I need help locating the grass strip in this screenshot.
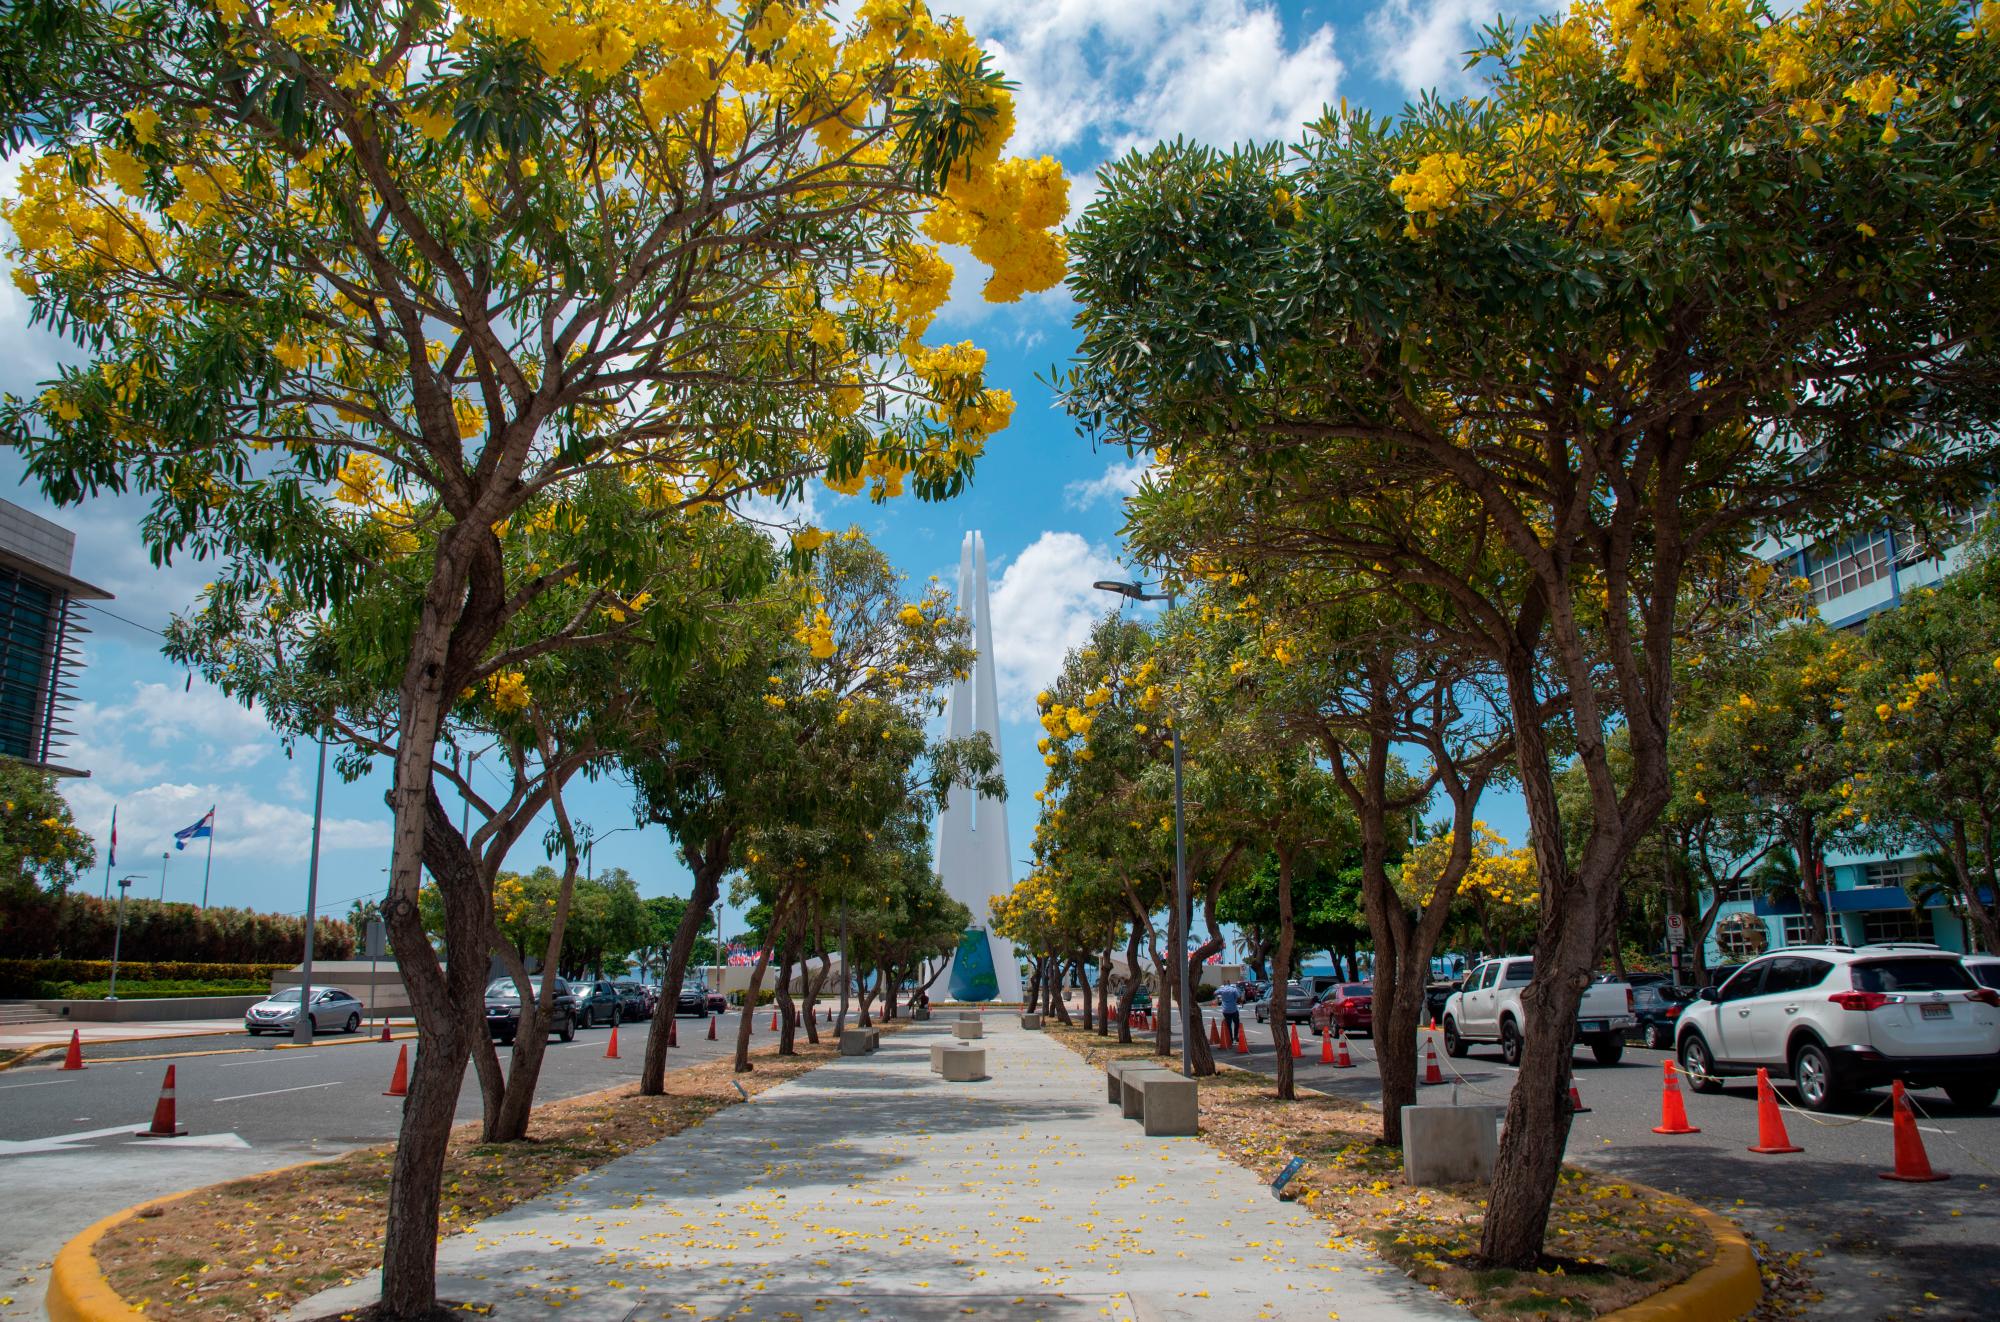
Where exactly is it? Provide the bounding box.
[92,1028,888,1321]
[1048,1025,1714,1321]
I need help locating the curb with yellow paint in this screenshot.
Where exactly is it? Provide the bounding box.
[0,1027,419,1073]
[45,1158,341,1322]
[1601,1206,1761,1322]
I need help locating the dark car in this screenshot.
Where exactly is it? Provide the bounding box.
[705,987,729,1014]
[609,980,652,1020]
[485,977,578,1045]
[1254,982,1315,1024]
[1424,980,1463,1026]
[573,980,627,1027]
[675,984,710,1016]
[1311,983,1374,1037]
[1628,981,1692,1050]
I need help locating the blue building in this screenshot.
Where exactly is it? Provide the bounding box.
[1701,519,1986,964]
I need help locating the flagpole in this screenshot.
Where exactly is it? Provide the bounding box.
[102,806,115,900]
[159,850,169,902]
[200,808,215,908]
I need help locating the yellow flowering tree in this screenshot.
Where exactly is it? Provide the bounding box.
[1071,0,2000,1266]
[7,3,1059,1307]
[0,761,97,898]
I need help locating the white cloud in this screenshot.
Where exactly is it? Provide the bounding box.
[63,679,277,784]
[986,531,1128,719]
[948,1,1344,158]
[1064,454,1152,510]
[1365,1,1531,98]
[63,776,389,890]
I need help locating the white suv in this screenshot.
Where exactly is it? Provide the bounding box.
[1675,944,2000,1112]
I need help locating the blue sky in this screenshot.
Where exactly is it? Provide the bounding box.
[1,1,1537,935]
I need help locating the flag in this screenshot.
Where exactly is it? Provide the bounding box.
[174,808,215,851]
[107,805,117,867]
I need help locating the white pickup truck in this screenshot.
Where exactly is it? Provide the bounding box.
[1440,957,1636,1066]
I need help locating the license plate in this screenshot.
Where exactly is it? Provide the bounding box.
[1921,1003,1953,1020]
[1579,1020,1604,1033]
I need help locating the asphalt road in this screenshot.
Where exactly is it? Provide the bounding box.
[0,1008,791,1319]
[1133,1014,2000,1322]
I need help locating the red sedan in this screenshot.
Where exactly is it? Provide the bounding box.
[1310,983,1373,1037]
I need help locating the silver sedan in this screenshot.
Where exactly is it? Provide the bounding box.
[244,987,365,1035]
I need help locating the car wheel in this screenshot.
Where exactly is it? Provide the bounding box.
[1499,1017,1523,1067]
[344,1012,361,1034]
[245,1028,260,1036]
[1590,1035,1625,1068]
[1791,1040,1848,1112]
[1678,1032,1723,1093]
[1443,1017,1468,1059]
[611,1005,623,1027]
[1941,1080,1998,1112]
[558,1014,576,1044]
[1645,1023,1670,1051]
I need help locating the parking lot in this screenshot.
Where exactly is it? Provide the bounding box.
[1140,1014,1999,1321]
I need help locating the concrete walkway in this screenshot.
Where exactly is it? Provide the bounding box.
[289,1017,1463,1322]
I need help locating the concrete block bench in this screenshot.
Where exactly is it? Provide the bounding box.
[957,1010,981,1023]
[1105,1058,1163,1104]
[1019,1013,1043,1029]
[930,1041,950,1073]
[939,1044,986,1081]
[839,1029,872,1057]
[1399,1104,1499,1186]
[952,1020,983,1040]
[1134,1072,1198,1136]
[1118,1066,1178,1120]
[912,1007,931,1021]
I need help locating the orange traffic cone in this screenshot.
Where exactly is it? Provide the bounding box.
[1879,1080,1949,1181]
[770,1010,779,1031]
[1651,1059,1700,1134]
[1568,1084,1591,1114]
[1746,1068,1802,1153]
[707,1015,717,1040]
[61,1029,84,1071]
[605,1024,621,1059]
[1334,1031,1354,1069]
[1208,1019,1220,1047]
[136,1065,188,1137]
[1289,1024,1303,1059]
[1422,1038,1444,1085]
[1319,1029,1334,1064]
[384,1043,409,1098]
[1235,1023,1249,1055]
[379,1019,392,1042]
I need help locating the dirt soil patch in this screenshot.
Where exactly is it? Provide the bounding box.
[92,1027,893,1321]
[1051,1025,1715,1321]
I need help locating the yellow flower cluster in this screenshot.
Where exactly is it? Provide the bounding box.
[923,152,1069,303]
[795,607,836,659]
[486,670,532,713]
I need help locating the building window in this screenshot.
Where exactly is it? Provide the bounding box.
[1781,916,1817,946]
[1863,858,1921,888]
[1803,532,1890,604]
[1712,876,1757,904]
[1861,911,1929,945]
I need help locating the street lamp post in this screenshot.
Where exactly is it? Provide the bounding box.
[106,875,144,999]
[1092,578,1192,1077]
[294,736,328,1045]
[582,824,641,882]
[158,850,169,901]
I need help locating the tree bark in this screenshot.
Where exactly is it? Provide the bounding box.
[1270,847,1297,1101]
[640,840,725,1095]
[1096,947,1112,1037]
[1115,925,1140,1045]
[734,897,789,1072]
[1075,956,1093,1031]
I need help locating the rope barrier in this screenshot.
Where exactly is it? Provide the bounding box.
[1903,1091,2000,1181]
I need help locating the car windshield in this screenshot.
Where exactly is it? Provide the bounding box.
[1973,964,2000,991]
[485,979,550,999]
[1852,958,1976,993]
[265,988,302,1003]
[1505,961,1534,982]
[1340,984,1371,998]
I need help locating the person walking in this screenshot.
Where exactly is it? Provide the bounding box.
[1217,981,1241,1046]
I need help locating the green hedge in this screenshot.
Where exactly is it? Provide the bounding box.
[37,979,271,1000]
[0,892,352,964]
[0,959,291,998]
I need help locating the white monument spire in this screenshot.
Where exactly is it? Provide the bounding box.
[934,531,1023,1003]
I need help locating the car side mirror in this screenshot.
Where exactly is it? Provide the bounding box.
[1697,987,1719,1002]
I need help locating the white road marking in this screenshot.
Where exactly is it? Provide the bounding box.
[0,1079,73,1091]
[0,1124,151,1156]
[212,1082,342,1103]
[136,1132,252,1149]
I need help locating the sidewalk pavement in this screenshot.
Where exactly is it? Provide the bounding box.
[0,1018,248,1050]
[288,1016,1463,1322]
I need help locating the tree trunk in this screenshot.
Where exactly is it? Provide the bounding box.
[486,829,582,1142]
[1949,818,2000,954]
[1179,890,1221,1076]
[857,971,876,1027]
[734,901,788,1072]
[641,845,724,1095]
[1075,956,1093,1031]
[835,907,852,1035]
[800,917,826,1045]
[1115,926,1140,1045]
[1050,959,1074,1025]
[1096,947,1112,1037]
[1023,957,1040,1016]
[1270,848,1297,1101]
[775,946,798,1056]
